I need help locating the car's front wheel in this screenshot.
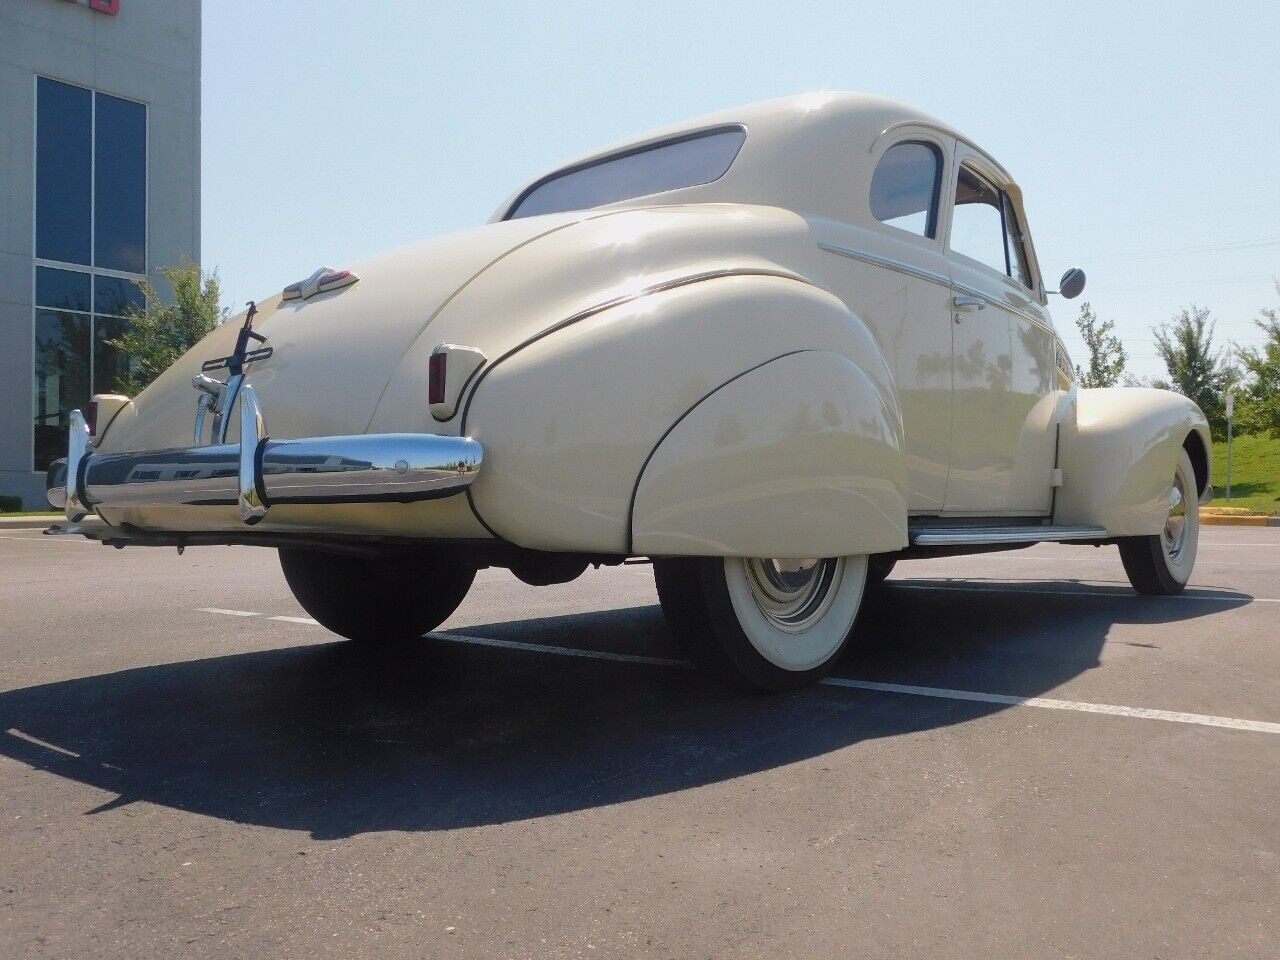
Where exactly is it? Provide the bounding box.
[278,548,475,643]
[1118,447,1200,595]
[654,554,868,691]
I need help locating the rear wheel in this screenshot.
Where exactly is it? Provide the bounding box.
[654,554,868,691]
[278,548,475,643]
[1118,448,1199,595]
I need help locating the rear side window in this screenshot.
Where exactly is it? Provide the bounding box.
[869,141,942,238]
[506,127,746,220]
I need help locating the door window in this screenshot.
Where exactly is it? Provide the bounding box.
[950,164,1007,274]
[869,141,942,238]
[950,162,1037,289]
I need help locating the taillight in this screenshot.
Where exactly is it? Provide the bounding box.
[85,400,99,437]
[428,352,447,405]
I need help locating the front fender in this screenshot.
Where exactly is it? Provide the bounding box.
[1055,387,1211,535]
[630,350,907,557]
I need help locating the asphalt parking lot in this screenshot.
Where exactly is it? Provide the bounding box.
[1,526,1277,959]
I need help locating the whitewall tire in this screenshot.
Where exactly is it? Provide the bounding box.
[654,554,868,690]
[1118,447,1200,595]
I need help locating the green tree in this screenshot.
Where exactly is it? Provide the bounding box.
[1152,304,1234,438]
[1073,301,1127,387]
[1235,281,1280,438]
[107,259,227,396]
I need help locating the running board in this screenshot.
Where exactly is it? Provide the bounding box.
[909,525,1109,547]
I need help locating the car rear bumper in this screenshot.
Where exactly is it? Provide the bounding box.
[47,385,482,526]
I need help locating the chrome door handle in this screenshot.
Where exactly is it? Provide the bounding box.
[952,295,986,312]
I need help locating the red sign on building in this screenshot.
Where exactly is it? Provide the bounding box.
[60,0,120,15]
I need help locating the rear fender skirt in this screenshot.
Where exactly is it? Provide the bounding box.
[629,350,908,558]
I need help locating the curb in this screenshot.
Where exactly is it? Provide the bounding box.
[1200,512,1279,527]
[0,515,62,530]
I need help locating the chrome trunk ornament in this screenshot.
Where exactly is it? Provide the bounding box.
[192,302,271,446]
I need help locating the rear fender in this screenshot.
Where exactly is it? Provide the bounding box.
[464,274,903,553]
[630,350,907,557]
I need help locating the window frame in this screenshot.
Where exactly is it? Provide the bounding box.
[1001,192,1033,290]
[30,75,149,473]
[949,162,1010,278]
[867,139,944,240]
[946,157,1038,292]
[503,124,747,221]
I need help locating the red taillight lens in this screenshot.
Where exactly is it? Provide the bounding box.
[85,400,98,436]
[428,352,447,405]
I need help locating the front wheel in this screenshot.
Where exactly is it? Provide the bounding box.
[654,554,868,691]
[278,548,475,644]
[1118,447,1200,595]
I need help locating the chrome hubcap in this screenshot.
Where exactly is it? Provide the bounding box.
[744,557,843,633]
[1163,472,1189,561]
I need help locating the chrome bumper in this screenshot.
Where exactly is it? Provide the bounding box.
[46,385,482,525]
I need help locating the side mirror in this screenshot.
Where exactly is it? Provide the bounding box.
[1052,267,1086,299]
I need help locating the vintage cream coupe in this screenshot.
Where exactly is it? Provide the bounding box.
[48,93,1212,690]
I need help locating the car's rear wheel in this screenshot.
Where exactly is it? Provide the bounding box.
[654,554,868,691]
[1118,448,1200,595]
[278,548,475,643]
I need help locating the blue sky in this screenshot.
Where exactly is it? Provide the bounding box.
[202,1,1280,381]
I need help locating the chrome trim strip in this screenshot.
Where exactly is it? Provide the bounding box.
[817,242,950,287]
[818,241,1057,335]
[948,279,1055,335]
[868,120,1014,184]
[910,525,1108,546]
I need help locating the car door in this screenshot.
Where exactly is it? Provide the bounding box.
[943,147,1056,515]
[811,135,956,512]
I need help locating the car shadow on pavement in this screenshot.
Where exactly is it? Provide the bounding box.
[0,579,1253,839]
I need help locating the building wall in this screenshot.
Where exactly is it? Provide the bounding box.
[0,0,200,507]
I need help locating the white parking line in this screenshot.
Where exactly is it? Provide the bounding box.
[0,534,93,545]
[5,727,82,757]
[890,582,1277,602]
[198,608,1280,736]
[433,631,691,668]
[821,678,1280,735]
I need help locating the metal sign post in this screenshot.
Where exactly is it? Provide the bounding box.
[1225,389,1234,501]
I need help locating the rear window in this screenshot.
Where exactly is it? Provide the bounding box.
[506,127,746,220]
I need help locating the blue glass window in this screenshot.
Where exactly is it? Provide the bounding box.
[93,315,132,396]
[33,309,91,471]
[94,94,147,273]
[36,78,93,265]
[33,80,148,470]
[94,275,144,317]
[36,267,91,312]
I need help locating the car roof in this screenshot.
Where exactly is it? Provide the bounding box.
[492,92,1014,223]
